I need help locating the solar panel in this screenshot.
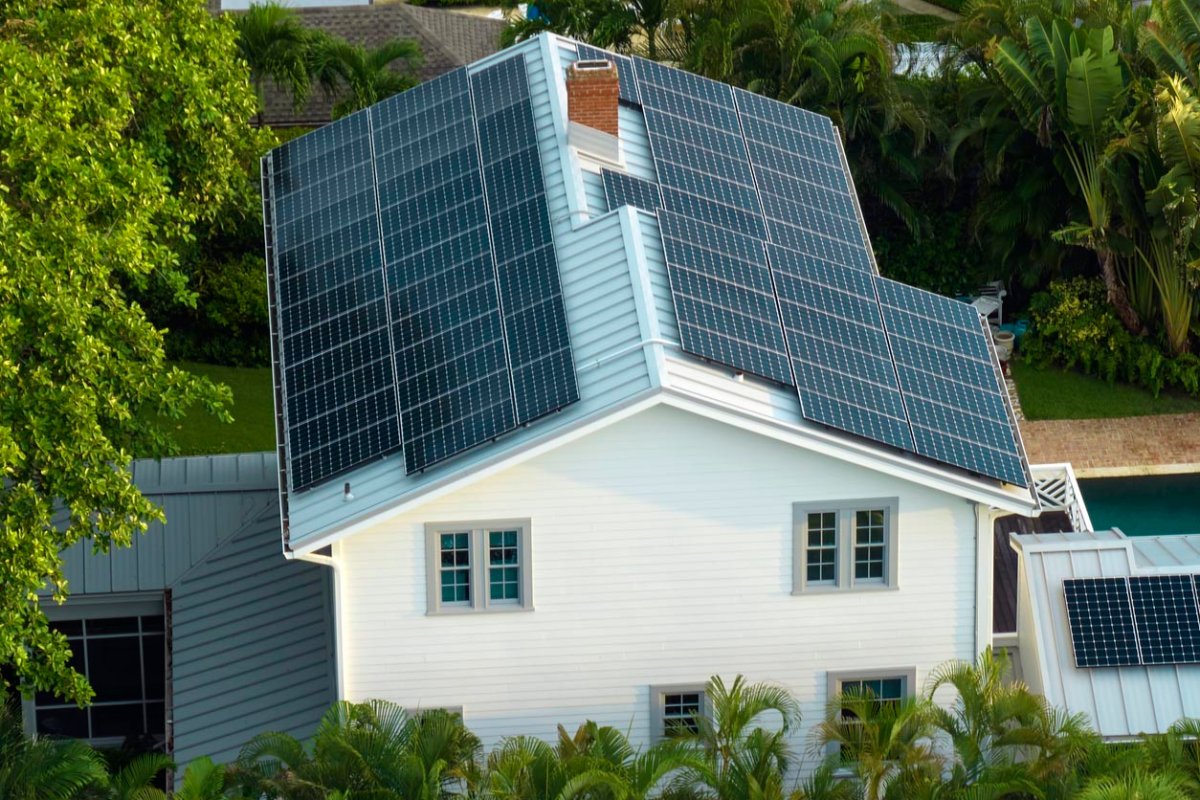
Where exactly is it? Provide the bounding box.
[767,245,913,451]
[1129,575,1200,664]
[658,211,792,385]
[267,112,401,490]
[470,58,578,427]
[603,169,661,213]
[372,68,515,475]
[1063,577,1141,668]
[576,43,640,105]
[875,278,1028,487]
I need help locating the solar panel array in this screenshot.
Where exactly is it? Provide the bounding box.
[263,55,578,491]
[1064,575,1200,668]
[608,45,1029,487]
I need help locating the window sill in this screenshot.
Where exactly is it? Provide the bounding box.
[792,584,899,596]
[426,605,535,617]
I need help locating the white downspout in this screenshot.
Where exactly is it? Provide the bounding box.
[974,502,996,657]
[295,548,346,700]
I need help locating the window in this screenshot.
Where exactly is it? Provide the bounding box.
[650,684,710,741]
[29,599,167,749]
[826,668,916,761]
[793,499,898,593]
[425,521,532,614]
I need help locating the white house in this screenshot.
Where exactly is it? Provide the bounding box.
[259,33,1044,758]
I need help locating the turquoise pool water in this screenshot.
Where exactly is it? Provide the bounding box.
[1077,474,1200,536]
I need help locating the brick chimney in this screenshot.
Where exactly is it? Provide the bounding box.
[566,59,619,137]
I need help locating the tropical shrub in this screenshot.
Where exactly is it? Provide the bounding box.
[1024,278,1200,397]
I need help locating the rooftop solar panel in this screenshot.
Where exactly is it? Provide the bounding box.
[603,169,661,213]
[372,69,515,474]
[576,43,640,105]
[875,278,1027,487]
[1129,575,1200,664]
[1063,577,1142,668]
[471,58,579,426]
[267,111,401,491]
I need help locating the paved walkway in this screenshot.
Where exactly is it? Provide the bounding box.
[889,0,959,19]
[1019,414,1200,476]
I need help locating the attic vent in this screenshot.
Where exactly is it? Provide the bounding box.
[566,58,619,137]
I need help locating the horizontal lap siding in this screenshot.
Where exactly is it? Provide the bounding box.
[172,511,335,768]
[338,405,976,763]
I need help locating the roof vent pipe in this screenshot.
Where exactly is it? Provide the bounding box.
[566,59,619,137]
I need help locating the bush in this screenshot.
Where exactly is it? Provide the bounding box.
[872,209,989,296]
[1023,278,1200,397]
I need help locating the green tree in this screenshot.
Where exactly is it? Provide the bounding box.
[499,0,638,51]
[0,0,258,702]
[310,36,423,119]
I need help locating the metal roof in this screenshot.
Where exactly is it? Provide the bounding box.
[1011,530,1200,737]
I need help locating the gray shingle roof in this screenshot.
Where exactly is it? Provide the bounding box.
[228,4,505,127]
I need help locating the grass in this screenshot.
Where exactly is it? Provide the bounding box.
[156,362,276,456]
[1012,359,1200,420]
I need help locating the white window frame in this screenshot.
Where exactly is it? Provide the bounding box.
[649,683,711,742]
[792,498,899,593]
[425,520,533,615]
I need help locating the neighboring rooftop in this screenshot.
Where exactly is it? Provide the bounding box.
[220,3,505,127]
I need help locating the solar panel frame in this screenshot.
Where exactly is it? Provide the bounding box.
[1129,574,1200,664]
[1063,577,1142,668]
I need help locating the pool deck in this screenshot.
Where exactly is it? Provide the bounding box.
[1019,413,1200,477]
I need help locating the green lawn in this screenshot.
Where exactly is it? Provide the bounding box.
[1012,359,1200,420]
[158,362,276,456]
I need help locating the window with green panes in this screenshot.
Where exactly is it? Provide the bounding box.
[806,511,837,584]
[440,532,472,604]
[425,521,532,614]
[854,509,886,581]
[488,530,520,602]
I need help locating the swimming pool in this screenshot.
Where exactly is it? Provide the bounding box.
[1077,473,1200,536]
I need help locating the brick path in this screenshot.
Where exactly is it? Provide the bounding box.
[1019,414,1200,476]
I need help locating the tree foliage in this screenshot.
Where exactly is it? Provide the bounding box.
[0,0,263,701]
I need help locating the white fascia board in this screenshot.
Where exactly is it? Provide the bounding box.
[288,390,662,556]
[658,391,1039,515]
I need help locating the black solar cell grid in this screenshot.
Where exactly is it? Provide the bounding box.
[1129,575,1200,664]
[602,169,661,212]
[1064,578,1142,668]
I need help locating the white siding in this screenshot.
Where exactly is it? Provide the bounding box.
[337,405,978,761]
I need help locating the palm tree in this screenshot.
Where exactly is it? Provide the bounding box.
[668,675,802,800]
[810,688,938,800]
[0,702,106,800]
[309,36,423,119]
[233,1,314,122]
[1076,770,1191,800]
[486,720,699,800]
[90,752,175,800]
[234,702,480,800]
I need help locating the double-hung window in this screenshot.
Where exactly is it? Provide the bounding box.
[425,521,532,614]
[793,498,898,593]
